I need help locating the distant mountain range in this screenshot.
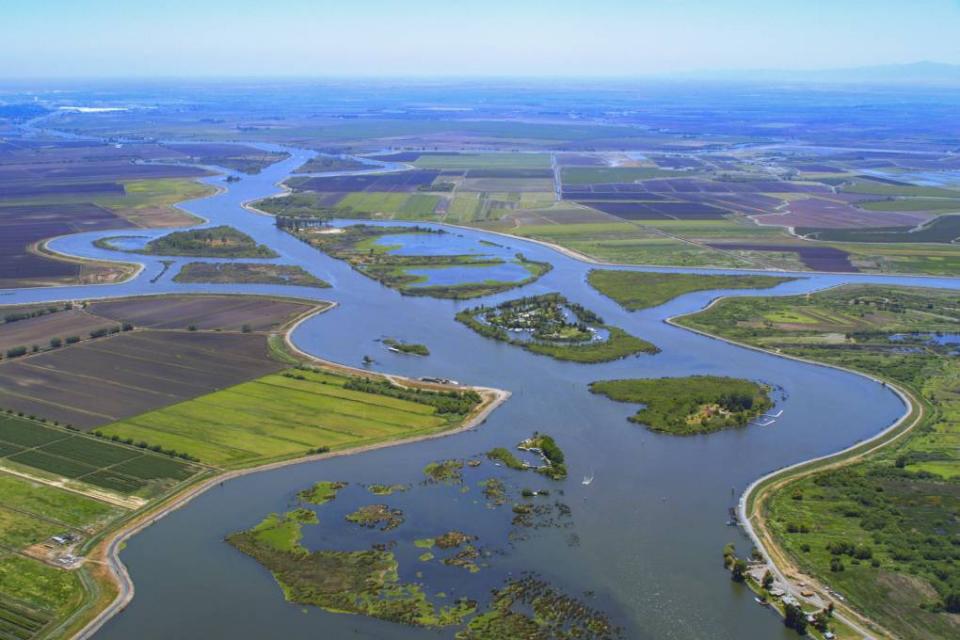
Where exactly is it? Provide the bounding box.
[683,61,960,86]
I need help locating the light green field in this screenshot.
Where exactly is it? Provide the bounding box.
[842,181,960,199]
[859,198,960,212]
[99,370,456,467]
[0,474,120,529]
[338,192,410,215]
[0,507,63,549]
[0,554,84,616]
[413,153,551,170]
[446,193,483,222]
[761,310,820,324]
[588,270,794,310]
[396,194,441,218]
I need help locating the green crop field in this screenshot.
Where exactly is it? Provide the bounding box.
[0,506,64,549]
[0,474,119,529]
[98,369,478,467]
[859,198,960,212]
[0,415,199,497]
[841,180,960,199]
[0,554,84,617]
[338,192,410,215]
[396,194,441,218]
[587,270,794,310]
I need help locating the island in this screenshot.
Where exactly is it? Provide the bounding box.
[589,375,773,435]
[101,225,278,258]
[174,262,330,287]
[455,293,658,362]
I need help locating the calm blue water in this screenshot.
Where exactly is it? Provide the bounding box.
[2,142,956,640]
[99,235,151,251]
[406,263,533,287]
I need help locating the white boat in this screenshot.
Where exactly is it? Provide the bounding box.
[582,474,594,486]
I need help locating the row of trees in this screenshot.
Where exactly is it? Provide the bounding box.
[1,324,133,361]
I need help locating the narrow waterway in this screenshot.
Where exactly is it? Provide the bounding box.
[2,145,953,639]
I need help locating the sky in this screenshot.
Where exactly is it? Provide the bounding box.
[2,0,960,77]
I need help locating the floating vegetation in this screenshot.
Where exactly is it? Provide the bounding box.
[345,504,405,531]
[435,531,476,549]
[383,338,430,356]
[456,575,622,640]
[227,509,477,628]
[511,501,573,536]
[479,478,508,508]
[298,481,348,505]
[228,445,616,635]
[443,545,482,573]
[367,483,409,496]
[423,459,464,484]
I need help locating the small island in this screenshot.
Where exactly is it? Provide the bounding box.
[487,432,567,480]
[121,225,278,258]
[174,262,330,287]
[383,338,430,356]
[456,293,658,363]
[294,155,368,173]
[589,375,773,435]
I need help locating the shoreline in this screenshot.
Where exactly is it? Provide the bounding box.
[70,302,510,640]
[666,293,920,640]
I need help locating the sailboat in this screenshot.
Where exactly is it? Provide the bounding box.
[582,473,594,486]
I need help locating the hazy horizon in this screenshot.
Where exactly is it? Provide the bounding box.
[3,0,960,78]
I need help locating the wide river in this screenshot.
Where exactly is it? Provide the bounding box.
[4,145,958,639]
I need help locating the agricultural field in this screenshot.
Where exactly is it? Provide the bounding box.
[98,367,484,467]
[0,203,136,288]
[677,286,960,640]
[0,136,219,288]
[587,270,794,310]
[0,414,199,497]
[455,293,658,362]
[0,304,114,354]
[173,262,330,287]
[589,376,773,435]
[409,152,552,170]
[264,146,960,277]
[0,295,318,429]
[0,413,201,635]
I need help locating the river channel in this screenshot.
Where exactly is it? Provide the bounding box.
[2,144,954,639]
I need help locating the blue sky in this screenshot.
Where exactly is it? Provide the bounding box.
[2,0,959,77]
